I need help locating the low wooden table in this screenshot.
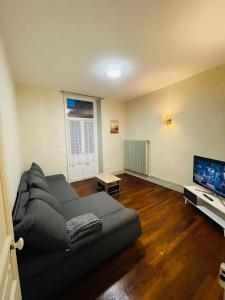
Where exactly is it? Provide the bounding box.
[95,173,121,195]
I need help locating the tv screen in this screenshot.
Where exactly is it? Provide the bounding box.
[193,155,225,198]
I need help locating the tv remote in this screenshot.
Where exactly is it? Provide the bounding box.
[203,193,214,201]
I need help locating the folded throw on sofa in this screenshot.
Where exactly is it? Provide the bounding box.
[66,213,102,242]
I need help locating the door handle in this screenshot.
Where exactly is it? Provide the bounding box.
[10,237,24,251]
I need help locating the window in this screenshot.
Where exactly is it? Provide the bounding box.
[66,98,94,118]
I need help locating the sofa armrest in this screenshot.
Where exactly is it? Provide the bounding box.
[46,174,66,182]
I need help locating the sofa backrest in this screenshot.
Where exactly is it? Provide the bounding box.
[12,171,29,225]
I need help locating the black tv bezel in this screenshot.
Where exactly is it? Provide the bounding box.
[193,155,225,199]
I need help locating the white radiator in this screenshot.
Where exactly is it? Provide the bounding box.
[124,140,150,175]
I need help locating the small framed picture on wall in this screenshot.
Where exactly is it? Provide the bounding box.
[110,120,119,134]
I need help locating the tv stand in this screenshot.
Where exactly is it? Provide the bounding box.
[194,188,222,199]
[184,186,225,237]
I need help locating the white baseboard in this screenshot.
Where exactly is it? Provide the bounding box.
[111,170,125,176]
[69,170,124,183]
[69,170,184,194]
[125,170,184,193]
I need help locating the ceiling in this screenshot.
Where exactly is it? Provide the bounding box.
[0,0,225,101]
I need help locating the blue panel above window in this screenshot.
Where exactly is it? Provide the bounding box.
[66,98,94,118]
[67,98,76,108]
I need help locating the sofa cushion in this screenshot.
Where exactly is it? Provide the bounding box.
[29,188,62,214]
[17,172,28,193]
[30,162,45,176]
[28,173,52,194]
[62,191,124,221]
[13,192,29,225]
[17,207,140,281]
[46,174,66,182]
[48,180,79,204]
[14,199,71,252]
[29,169,47,182]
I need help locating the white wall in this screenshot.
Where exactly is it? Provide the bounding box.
[125,65,225,186]
[101,99,125,173]
[16,85,126,177]
[0,36,22,207]
[16,84,68,177]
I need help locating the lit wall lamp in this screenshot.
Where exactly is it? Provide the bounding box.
[162,114,172,125]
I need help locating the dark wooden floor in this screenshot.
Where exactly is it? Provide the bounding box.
[55,173,225,300]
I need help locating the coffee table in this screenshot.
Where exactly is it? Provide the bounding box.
[95,173,121,195]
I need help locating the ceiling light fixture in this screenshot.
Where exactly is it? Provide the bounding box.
[107,69,122,78]
[106,64,122,78]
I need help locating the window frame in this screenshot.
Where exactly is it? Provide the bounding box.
[64,93,99,182]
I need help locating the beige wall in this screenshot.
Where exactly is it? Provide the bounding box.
[16,85,68,177]
[16,85,126,177]
[126,65,225,186]
[0,37,22,207]
[16,66,225,188]
[101,99,125,173]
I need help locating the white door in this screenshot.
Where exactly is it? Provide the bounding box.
[83,119,98,178]
[0,132,23,299]
[68,118,98,181]
[68,119,84,181]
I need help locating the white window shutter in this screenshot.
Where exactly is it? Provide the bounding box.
[84,121,94,154]
[69,120,82,155]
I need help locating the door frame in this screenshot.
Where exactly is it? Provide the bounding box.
[0,111,22,299]
[63,93,99,182]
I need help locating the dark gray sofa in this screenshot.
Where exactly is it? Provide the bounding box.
[13,171,141,300]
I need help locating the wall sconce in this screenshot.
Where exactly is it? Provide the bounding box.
[162,114,172,125]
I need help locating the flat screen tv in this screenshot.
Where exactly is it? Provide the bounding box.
[193,155,225,199]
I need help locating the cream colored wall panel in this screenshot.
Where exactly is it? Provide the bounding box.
[0,36,22,207]
[125,65,225,186]
[17,65,225,186]
[16,85,68,177]
[16,86,126,177]
[101,99,125,173]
